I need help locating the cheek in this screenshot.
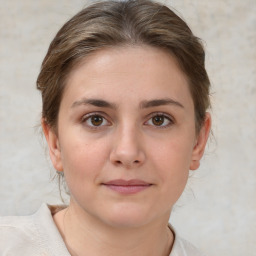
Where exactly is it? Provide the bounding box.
[152,133,194,166]
[149,135,194,188]
[59,136,110,186]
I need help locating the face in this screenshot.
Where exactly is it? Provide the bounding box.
[44,46,210,228]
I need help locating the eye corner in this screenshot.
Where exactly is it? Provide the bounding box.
[144,112,175,129]
[81,112,112,129]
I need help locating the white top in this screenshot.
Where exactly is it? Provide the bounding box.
[0,204,205,256]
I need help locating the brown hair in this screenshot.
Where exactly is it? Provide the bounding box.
[37,0,210,133]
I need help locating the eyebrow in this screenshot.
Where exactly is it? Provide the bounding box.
[140,98,184,109]
[71,97,184,109]
[71,98,117,109]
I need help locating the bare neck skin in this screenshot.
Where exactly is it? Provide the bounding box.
[53,201,174,256]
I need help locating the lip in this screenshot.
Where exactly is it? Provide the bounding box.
[102,179,152,194]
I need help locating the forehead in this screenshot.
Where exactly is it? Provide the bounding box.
[63,45,193,108]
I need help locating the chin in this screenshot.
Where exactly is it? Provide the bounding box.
[105,215,149,229]
[101,203,155,229]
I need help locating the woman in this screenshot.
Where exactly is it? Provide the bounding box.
[0,0,211,255]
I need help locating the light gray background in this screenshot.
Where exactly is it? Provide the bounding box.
[0,0,255,255]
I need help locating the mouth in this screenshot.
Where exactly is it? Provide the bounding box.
[102,179,152,194]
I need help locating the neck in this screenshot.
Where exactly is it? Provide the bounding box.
[54,202,173,256]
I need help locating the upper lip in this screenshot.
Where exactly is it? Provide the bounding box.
[103,179,151,186]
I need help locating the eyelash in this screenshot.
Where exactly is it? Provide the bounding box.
[81,112,111,130]
[81,112,174,129]
[144,112,174,129]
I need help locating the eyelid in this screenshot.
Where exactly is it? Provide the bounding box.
[81,111,105,121]
[80,111,174,130]
[81,111,112,128]
[144,112,174,128]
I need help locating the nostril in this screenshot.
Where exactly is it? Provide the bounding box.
[115,159,140,165]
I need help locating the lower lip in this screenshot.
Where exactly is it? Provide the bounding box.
[103,184,151,194]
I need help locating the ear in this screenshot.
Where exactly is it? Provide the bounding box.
[190,113,211,170]
[41,118,63,172]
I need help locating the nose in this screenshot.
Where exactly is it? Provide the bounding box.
[109,125,146,168]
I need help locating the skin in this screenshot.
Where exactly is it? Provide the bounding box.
[42,45,211,256]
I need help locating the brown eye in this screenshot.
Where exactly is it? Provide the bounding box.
[145,113,173,128]
[83,114,109,128]
[152,116,165,126]
[90,115,104,126]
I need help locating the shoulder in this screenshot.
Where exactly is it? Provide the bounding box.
[0,204,70,256]
[169,225,206,256]
[0,205,47,255]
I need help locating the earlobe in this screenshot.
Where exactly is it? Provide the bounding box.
[41,118,63,172]
[190,113,211,170]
